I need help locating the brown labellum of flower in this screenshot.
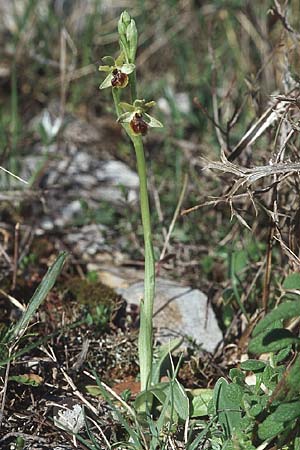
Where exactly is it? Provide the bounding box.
[111,69,128,88]
[130,113,148,136]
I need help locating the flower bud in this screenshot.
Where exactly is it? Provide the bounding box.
[127,20,138,61]
[118,11,131,36]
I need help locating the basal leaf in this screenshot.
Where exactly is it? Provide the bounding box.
[252,300,300,337]
[240,360,266,372]
[258,401,300,440]
[258,418,285,441]
[189,388,213,417]
[134,382,168,412]
[249,328,300,354]
[213,378,242,439]
[273,346,292,364]
[151,337,182,385]
[171,379,189,420]
[283,273,300,290]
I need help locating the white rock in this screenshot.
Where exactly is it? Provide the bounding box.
[95,160,139,188]
[157,92,190,116]
[117,278,222,353]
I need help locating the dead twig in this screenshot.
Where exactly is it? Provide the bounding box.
[271,1,300,40]
[0,289,25,311]
[159,174,188,262]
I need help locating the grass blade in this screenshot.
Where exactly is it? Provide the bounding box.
[9,252,67,342]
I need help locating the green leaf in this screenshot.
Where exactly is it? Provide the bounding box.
[9,373,43,387]
[85,385,102,397]
[169,379,189,420]
[100,73,113,89]
[232,249,248,274]
[144,113,163,128]
[134,383,168,412]
[229,368,245,385]
[258,418,285,441]
[249,328,300,354]
[283,273,300,290]
[213,378,242,439]
[284,355,300,400]
[273,345,292,364]
[134,378,189,421]
[249,403,263,417]
[252,300,300,337]
[240,360,266,372]
[258,401,300,440]
[283,273,300,299]
[151,337,182,385]
[189,388,213,417]
[9,252,67,342]
[271,400,300,422]
[154,391,177,447]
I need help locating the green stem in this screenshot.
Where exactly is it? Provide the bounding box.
[112,88,122,117]
[129,71,137,102]
[112,85,155,392]
[132,136,155,391]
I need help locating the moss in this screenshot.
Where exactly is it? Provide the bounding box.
[64,277,125,328]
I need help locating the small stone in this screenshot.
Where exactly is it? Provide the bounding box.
[40,217,54,231]
[95,160,139,188]
[157,91,190,116]
[65,224,106,258]
[53,399,84,434]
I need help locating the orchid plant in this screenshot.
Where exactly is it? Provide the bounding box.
[99,11,162,392]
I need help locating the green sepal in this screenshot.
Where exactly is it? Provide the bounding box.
[120,63,135,74]
[144,113,163,128]
[101,56,115,66]
[119,102,136,112]
[117,112,133,123]
[99,73,113,89]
